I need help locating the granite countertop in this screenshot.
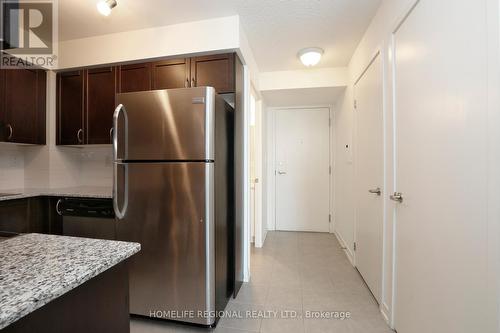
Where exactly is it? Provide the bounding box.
[0,186,112,201]
[0,233,140,330]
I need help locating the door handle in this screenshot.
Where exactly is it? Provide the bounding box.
[390,192,403,203]
[368,187,382,195]
[277,171,287,175]
[6,124,12,140]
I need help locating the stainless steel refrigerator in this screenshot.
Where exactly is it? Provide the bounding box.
[112,87,234,326]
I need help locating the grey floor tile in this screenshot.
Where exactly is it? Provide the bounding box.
[231,283,269,305]
[266,286,302,309]
[217,302,264,332]
[131,231,393,333]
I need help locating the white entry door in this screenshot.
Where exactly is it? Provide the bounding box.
[275,108,330,232]
[354,53,384,304]
[393,1,490,332]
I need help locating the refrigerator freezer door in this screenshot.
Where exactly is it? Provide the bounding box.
[114,87,215,161]
[114,162,215,325]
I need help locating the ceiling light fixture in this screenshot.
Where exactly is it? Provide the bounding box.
[298,47,324,67]
[97,0,117,16]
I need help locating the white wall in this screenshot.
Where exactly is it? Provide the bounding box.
[333,0,418,323]
[334,0,500,328]
[259,67,348,91]
[57,16,240,70]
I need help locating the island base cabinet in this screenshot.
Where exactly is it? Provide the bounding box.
[3,262,130,333]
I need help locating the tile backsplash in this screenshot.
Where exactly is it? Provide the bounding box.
[0,144,112,190]
[0,145,25,189]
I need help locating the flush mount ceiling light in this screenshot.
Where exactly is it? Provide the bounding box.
[298,47,324,67]
[97,0,117,16]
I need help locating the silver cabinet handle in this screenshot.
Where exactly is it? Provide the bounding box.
[278,171,287,175]
[6,124,12,140]
[390,192,403,203]
[56,199,63,216]
[369,187,382,195]
[77,128,83,144]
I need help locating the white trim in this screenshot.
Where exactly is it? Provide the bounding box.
[243,65,251,283]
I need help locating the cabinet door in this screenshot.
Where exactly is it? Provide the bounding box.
[86,67,117,144]
[3,68,46,144]
[0,199,29,234]
[57,71,84,145]
[119,63,152,93]
[190,53,235,93]
[152,58,190,90]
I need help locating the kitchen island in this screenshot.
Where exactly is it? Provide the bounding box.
[0,233,140,333]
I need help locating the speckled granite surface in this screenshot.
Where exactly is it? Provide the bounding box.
[0,186,112,201]
[0,233,140,330]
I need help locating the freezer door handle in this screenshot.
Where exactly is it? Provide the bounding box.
[113,162,129,220]
[113,104,128,161]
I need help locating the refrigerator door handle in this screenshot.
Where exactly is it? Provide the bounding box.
[113,104,128,161]
[113,162,129,220]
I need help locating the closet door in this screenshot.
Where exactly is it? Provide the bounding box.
[354,53,384,304]
[392,1,489,332]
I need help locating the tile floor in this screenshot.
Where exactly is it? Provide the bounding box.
[131,231,393,333]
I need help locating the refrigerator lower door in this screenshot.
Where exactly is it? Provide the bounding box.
[114,162,215,325]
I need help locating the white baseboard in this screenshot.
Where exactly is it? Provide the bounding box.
[334,230,355,266]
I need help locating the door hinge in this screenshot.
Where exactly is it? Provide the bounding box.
[354,100,357,109]
[354,242,357,251]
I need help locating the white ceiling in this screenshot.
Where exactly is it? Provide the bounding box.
[261,87,345,107]
[59,0,381,72]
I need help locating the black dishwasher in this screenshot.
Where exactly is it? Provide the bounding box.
[57,198,116,240]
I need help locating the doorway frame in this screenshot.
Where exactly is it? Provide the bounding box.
[265,105,334,233]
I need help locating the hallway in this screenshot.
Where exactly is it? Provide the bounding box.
[131,231,392,333]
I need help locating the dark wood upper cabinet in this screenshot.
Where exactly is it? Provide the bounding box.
[152,58,190,90]
[86,67,117,144]
[57,70,84,145]
[2,68,46,144]
[191,53,235,93]
[119,63,152,93]
[56,53,238,146]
